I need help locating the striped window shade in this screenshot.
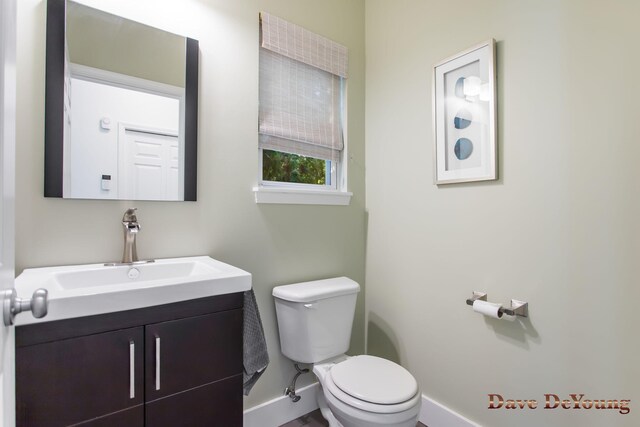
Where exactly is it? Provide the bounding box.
[259,12,348,162]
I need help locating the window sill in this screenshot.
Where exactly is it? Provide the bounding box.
[253,186,352,206]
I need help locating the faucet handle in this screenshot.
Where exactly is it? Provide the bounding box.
[123,208,138,222]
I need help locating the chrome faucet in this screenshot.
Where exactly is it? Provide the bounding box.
[104,208,154,267]
[122,208,140,263]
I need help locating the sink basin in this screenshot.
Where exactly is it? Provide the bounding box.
[56,260,218,290]
[14,256,251,325]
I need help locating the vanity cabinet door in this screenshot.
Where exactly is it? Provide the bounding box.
[75,406,144,426]
[16,327,144,427]
[144,308,243,402]
[145,375,242,426]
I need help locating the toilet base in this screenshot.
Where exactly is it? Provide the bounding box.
[317,387,343,427]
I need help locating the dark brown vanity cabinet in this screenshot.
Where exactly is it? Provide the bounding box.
[16,293,243,427]
[144,310,243,426]
[16,327,145,426]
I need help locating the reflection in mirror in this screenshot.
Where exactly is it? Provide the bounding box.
[45,0,198,201]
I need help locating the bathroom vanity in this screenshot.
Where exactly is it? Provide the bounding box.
[13,256,250,427]
[16,294,242,426]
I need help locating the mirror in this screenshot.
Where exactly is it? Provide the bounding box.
[45,0,198,201]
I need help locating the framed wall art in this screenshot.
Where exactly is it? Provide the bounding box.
[433,39,497,184]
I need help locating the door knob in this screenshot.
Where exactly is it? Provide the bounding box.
[3,288,49,326]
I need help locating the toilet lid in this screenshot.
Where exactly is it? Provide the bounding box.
[329,355,418,405]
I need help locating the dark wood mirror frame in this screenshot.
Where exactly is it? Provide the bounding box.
[44,0,199,201]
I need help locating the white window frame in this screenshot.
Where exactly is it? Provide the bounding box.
[258,149,338,189]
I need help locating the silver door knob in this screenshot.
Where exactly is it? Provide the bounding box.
[3,288,49,326]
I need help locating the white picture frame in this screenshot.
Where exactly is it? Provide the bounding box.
[433,39,497,184]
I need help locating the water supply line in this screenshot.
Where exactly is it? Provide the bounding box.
[284,363,309,402]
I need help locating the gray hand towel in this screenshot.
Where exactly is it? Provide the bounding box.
[243,289,269,395]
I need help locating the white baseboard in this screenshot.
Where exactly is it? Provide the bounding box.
[244,383,320,427]
[244,386,478,427]
[419,394,480,427]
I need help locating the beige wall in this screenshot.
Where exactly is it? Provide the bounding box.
[365,1,639,426]
[16,0,365,409]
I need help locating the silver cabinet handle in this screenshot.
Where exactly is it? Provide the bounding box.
[155,336,161,391]
[129,340,135,399]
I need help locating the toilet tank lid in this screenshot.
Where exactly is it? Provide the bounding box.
[272,277,360,303]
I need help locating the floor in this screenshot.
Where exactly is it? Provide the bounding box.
[279,409,427,427]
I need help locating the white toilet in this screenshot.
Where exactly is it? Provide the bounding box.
[273,277,421,427]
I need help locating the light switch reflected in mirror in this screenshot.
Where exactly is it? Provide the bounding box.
[45,0,199,201]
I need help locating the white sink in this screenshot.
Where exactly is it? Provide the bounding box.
[14,256,251,325]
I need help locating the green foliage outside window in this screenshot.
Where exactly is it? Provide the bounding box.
[262,150,327,185]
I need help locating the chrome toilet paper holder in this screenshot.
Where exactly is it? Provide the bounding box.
[465,291,529,317]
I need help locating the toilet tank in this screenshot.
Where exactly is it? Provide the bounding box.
[273,277,360,364]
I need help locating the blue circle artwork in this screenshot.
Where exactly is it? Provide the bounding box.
[454,138,473,160]
[455,77,466,98]
[454,109,472,129]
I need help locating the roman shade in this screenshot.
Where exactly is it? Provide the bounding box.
[259,12,348,162]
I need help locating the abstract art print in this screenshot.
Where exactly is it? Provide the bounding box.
[433,39,497,184]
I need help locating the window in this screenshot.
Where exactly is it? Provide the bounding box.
[255,13,351,205]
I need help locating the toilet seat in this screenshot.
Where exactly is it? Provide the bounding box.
[323,356,420,414]
[331,355,418,404]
